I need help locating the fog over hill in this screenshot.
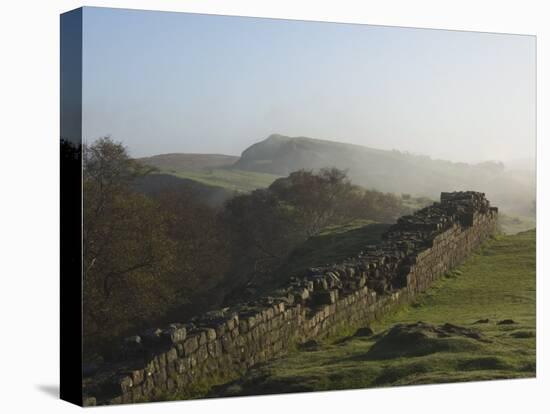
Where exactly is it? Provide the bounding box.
[138,134,535,216]
[233,134,535,215]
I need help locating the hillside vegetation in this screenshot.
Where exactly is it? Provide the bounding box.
[82,138,414,358]
[211,230,536,397]
[233,134,535,217]
[138,153,238,171]
[137,134,535,221]
[138,152,280,193]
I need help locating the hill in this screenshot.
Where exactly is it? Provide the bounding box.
[211,230,536,396]
[135,134,535,222]
[137,152,280,194]
[164,168,279,193]
[233,134,535,216]
[138,153,238,171]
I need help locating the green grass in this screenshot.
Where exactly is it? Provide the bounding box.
[211,230,536,396]
[162,168,279,192]
[277,221,391,280]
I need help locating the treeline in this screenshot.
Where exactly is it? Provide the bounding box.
[81,137,410,359]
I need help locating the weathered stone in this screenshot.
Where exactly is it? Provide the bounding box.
[162,325,187,344]
[118,375,133,393]
[166,347,178,363]
[204,328,217,341]
[129,369,144,386]
[207,339,222,358]
[182,336,199,355]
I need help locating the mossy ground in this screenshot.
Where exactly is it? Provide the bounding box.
[211,229,536,396]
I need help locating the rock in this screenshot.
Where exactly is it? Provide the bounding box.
[182,336,199,355]
[497,319,517,325]
[163,325,187,344]
[124,335,142,344]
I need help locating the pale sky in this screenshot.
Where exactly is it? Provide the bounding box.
[82,7,535,164]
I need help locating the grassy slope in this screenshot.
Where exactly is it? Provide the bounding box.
[138,153,239,171]
[164,169,279,193]
[213,230,536,396]
[277,220,391,280]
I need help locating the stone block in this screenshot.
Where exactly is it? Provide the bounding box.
[162,325,187,344]
[182,336,199,355]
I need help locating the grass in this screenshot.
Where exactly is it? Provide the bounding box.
[276,221,391,280]
[211,229,536,396]
[162,168,279,192]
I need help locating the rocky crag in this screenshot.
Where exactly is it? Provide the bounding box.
[83,191,498,406]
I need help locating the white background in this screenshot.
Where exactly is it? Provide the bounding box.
[0,0,547,412]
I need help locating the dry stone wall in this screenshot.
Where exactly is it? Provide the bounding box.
[84,191,498,406]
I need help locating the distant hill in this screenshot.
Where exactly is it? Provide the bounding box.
[138,153,239,172]
[136,134,535,216]
[136,151,280,196]
[233,134,535,216]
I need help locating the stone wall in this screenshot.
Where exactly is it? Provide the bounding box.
[83,191,498,406]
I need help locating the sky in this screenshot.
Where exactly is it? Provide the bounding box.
[82,7,535,164]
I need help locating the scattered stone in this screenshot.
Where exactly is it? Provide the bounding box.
[497,319,517,325]
[473,319,490,324]
[163,325,187,344]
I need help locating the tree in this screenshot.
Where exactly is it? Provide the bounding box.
[83,137,175,353]
[156,190,230,299]
[221,188,301,292]
[219,168,407,300]
[269,168,357,237]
